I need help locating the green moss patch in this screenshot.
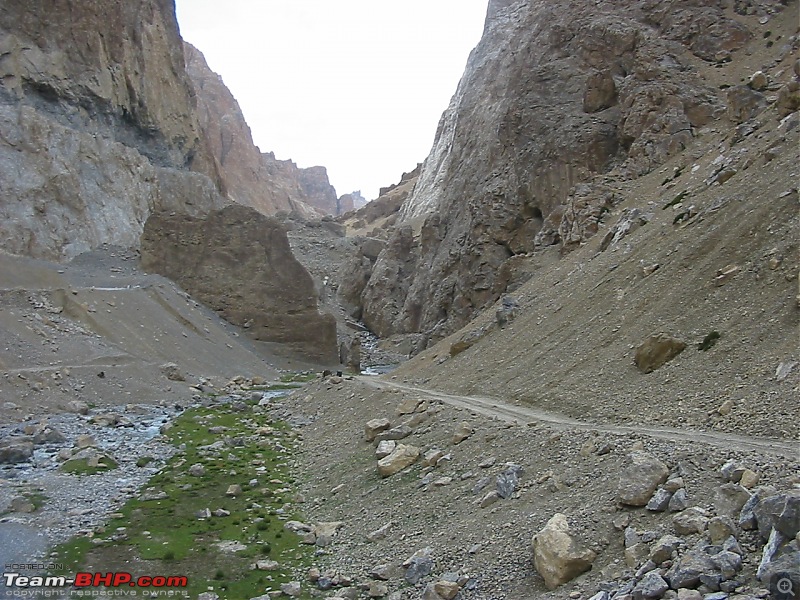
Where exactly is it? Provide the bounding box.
[49,394,314,598]
[61,456,118,474]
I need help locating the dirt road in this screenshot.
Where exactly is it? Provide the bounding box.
[360,377,799,458]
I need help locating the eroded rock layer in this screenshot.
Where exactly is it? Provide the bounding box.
[140,204,338,363]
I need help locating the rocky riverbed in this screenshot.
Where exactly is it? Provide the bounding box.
[0,401,183,575]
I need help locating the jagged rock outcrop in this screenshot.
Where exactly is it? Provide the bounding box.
[140,204,337,362]
[356,0,773,344]
[0,0,222,261]
[297,166,338,215]
[184,43,336,217]
[337,168,420,321]
[337,190,367,215]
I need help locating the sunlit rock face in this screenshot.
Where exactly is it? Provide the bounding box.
[184,43,337,218]
[0,1,338,363]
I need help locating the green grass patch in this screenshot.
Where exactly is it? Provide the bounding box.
[279,371,317,383]
[48,401,314,598]
[61,456,118,474]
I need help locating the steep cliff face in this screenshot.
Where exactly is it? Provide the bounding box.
[0,0,222,260]
[357,0,793,344]
[184,43,338,217]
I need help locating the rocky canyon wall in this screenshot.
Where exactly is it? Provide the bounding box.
[0,0,339,362]
[184,43,340,217]
[0,0,224,261]
[357,0,787,343]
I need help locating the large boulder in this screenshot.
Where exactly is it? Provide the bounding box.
[377,444,421,478]
[634,334,686,374]
[141,204,337,362]
[532,513,596,590]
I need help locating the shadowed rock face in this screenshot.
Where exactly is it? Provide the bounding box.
[355,0,754,345]
[140,204,338,363]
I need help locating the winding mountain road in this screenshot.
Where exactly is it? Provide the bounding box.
[359,377,799,459]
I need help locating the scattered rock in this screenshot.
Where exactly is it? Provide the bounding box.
[650,535,682,565]
[673,507,709,535]
[375,440,396,459]
[365,418,391,442]
[480,490,500,508]
[451,422,474,444]
[754,490,800,539]
[748,71,768,92]
[377,444,420,477]
[9,496,35,513]
[618,451,670,506]
[422,448,445,467]
[720,460,746,483]
[75,434,96,449]
[160,362,185,382]
[313,521,343,547]
[496,463,523,499]
[647,488,673,511]
[432,580,460,600]
[367,582,388,598]
[366,522,393,542]
[634,334,686,373]
[715,483,751,518]
[531,513,597,590]
[396,397,423,415]
[226,484,242,496]
[708,516,737,545]
[775,361,798,381]
[369,564,391,580]
[65,400,90,415]
[668,488,690,512]
[403,548,434,585]
[280,581,301,597]
[0,440,34,464]
[665,549,716,589]
[632,571,669,599]
[374,424,412,444]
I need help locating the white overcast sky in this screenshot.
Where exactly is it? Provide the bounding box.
[174,1,489,201]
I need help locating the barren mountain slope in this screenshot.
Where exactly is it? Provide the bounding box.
[392,91,798,441]
[0,248,283,424]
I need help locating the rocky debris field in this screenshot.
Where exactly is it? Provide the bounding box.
[0,401,181,581]
[273,375,799,600]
